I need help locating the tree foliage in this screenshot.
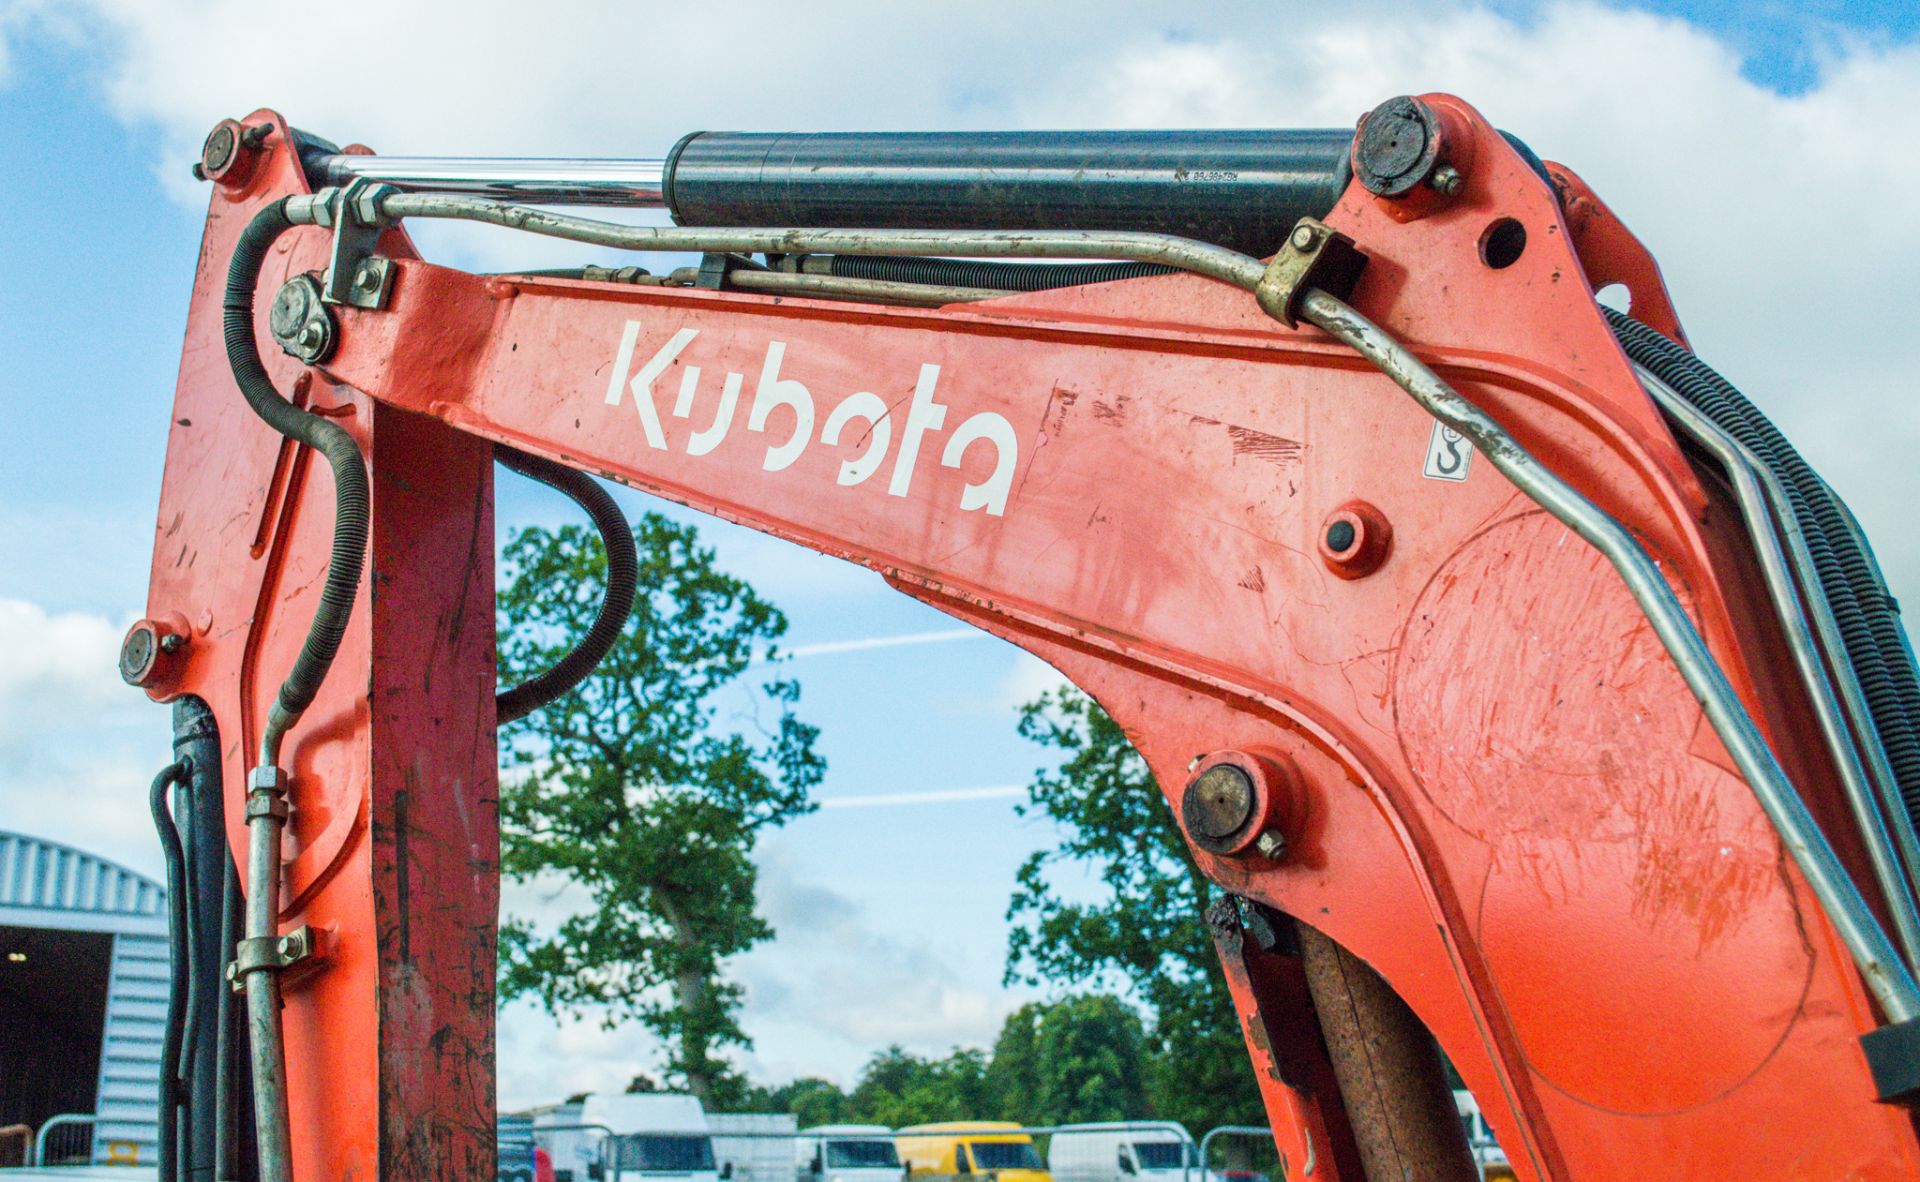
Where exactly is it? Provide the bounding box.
[1004,686,1264,1132]
[750,995,1145,1129]
[495,513,824,1106]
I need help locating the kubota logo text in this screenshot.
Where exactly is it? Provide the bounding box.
[602,322,1018,516]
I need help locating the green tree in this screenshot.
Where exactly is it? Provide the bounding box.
[496,513,824,1107]
[1004,687,1262,1132]
[989,996,1147,1126]
[845,1046,992,1128]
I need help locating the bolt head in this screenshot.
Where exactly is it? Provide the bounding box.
[159,632,186,654]
[1290,225,1316,251]
[1431,165,1465,196]
[1254,829,1289,863]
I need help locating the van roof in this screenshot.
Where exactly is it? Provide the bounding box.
[897,1122,1027,1137]
[801,1125,893,1136]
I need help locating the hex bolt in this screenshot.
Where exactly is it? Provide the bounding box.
[1430,165,1465,196]
[1254,829,1289,863]
[1290,225,1317,251]
[354,264,380,292]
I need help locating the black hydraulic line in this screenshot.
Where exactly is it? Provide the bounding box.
[149,759,192,1182]
[494,445,639,724]
[820,256,1175,292]
[214,858,255,1182]
[172,697,226,1182]
[224,201,370,760]
[664,129,1355,257]
[1607,309,1920,840]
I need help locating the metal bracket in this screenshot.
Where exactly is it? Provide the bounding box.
[323,177,399,309]
[694,251,767,291]
[226,925,320,991]
[1255,217,1367,328]
[1862,1016,1920,1106]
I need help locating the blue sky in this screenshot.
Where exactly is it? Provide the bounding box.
[3,0,1919,1107]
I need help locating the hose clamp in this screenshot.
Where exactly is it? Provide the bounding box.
[323,177,400,310]
[227,925,318,989]
[1256,218,1367,328]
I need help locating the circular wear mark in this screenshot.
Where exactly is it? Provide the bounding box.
[1391,512,1811,1113]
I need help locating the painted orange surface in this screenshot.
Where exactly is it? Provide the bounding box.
[142,98,1919,1180]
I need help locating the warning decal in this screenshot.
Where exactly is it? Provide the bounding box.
[1422,420,1473,482]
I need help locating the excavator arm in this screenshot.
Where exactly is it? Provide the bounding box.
[129,94,1920,1182]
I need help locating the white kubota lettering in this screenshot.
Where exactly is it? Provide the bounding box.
[748,342,817,472]
[598,327,1018,517]
[820,391,892,487]
[941,413,1018,516]
[604,322,697,451]
[686,372,743,457]
[889,364,947,500]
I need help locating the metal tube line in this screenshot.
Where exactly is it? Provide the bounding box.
[1643,367,1920,968]
[243,780,294,1182]
[356,193,1270,291]
[1298,286,1920,1022]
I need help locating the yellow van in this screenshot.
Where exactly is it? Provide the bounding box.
[896,1124,1050,1182]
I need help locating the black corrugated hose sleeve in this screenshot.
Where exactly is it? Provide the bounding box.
[824,255,1176,292]
[222,201,370,727]
[1606,307,1920,834]
[494,445,638,724]
[150,758,192,1182]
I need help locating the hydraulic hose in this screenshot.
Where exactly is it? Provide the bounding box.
[150,759,192,1182]
[494,445,638,724]
[223,201,370,768]
[1606,310,1920,845]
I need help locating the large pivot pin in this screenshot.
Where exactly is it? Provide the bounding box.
[1181,750,1300,862]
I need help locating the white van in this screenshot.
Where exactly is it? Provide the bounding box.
[795,1125,904,1182]
[1047,1124,1196,1182]
[574,1093,721,1182]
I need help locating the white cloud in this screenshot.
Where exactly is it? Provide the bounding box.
[737,847,1020,1060]
[0,598,173,877]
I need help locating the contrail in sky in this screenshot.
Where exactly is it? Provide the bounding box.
[818,784,1025,809]
[777,629,984,660]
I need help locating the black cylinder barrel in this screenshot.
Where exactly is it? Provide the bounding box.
[663,129,1355,257]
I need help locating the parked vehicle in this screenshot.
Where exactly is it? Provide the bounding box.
[796,1124,905,1182]
[710,1112,798,1182]
[1046,1124,1195,1182]
[562,1093,719,1182]
[896,1123,1049,1182]
[1453,1090,1514,1182]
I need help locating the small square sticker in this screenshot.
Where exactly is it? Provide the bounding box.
[1423,420,1473,482]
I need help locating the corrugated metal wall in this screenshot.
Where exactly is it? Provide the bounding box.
[0,833,165,917]
[94,931,169,1165]
[0,831,168,1166]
